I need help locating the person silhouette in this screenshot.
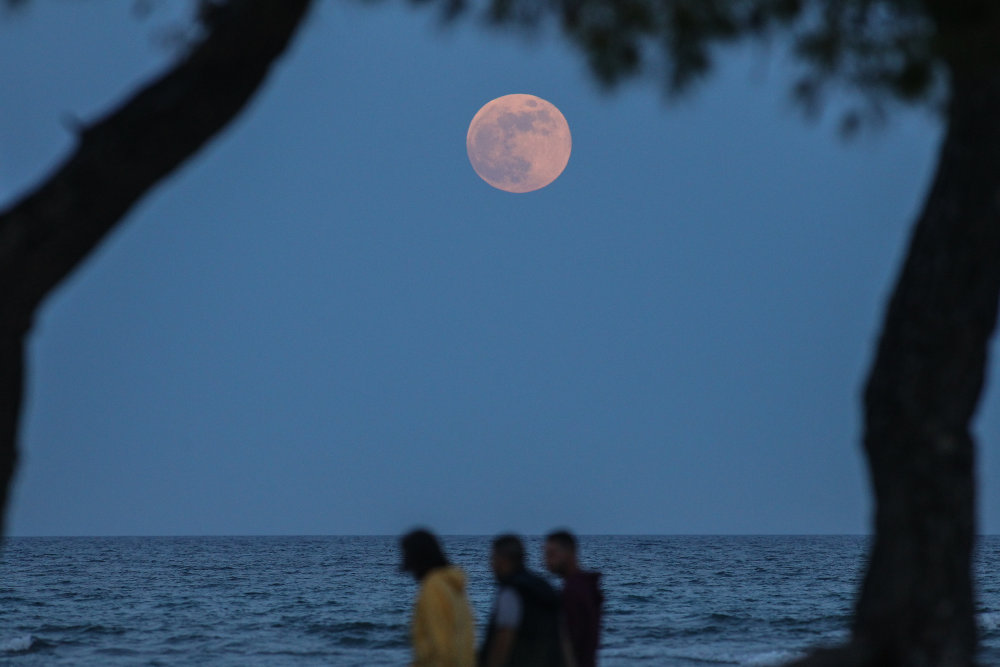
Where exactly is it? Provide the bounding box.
[480,533,565,667]
[544,530,603,667]
[400,529,476,667]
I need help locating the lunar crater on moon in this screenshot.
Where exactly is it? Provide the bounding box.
[466,94,571,193]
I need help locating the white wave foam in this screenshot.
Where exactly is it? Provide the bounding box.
[743,650,806,666]
[979,611,1000,632]
[1,635,33,653]
[660,645,805,666]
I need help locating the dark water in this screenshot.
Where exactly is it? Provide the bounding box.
[1,535,998,665]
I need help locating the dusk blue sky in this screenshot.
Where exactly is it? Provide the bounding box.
[2,1,997,536]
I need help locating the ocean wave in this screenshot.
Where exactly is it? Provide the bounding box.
[742,649,806,666]
[303,619,407,648]
[37,623,125,636]
[307,620,384,635]
[979,611,1000,634]
[659,644,805,666]
[1,634,34,653]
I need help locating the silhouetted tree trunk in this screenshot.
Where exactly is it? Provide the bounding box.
[0,0,313,534]
[852,65,999,667]
[791,28,1000,667]
[0,328,24,534]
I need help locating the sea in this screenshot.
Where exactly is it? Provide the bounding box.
[1,535,999,665]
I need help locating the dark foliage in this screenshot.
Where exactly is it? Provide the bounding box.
[396,0,952,134]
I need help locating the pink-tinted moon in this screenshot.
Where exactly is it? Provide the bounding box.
[466,94,572,193]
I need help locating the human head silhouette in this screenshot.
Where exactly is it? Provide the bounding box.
[400,528,449,581]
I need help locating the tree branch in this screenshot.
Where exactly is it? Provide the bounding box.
[0,0,314,531]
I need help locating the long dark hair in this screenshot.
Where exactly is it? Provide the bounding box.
[400,529,450,580]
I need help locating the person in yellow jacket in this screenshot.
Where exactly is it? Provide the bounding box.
[401,529,477,667]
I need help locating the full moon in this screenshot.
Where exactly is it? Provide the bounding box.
[466,94,572,193]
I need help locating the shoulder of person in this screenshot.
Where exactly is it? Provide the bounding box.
[507,570,560,606]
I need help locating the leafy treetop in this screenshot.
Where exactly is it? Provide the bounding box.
[398,0,1000,134]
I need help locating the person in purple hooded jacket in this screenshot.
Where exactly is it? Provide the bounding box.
[544,530,603,667]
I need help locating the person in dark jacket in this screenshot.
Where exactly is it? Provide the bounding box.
[545,530,603,667]
[480,534,564,667]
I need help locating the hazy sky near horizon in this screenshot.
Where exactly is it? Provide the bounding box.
[3,1,997,536]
